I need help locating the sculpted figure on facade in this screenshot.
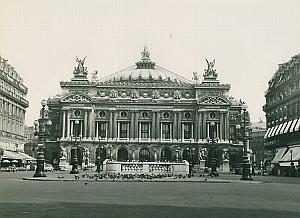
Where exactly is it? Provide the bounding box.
[152,90,160,99]
[74,56,88,76]
[173,90,181,100]
[109,89,118,98]
[131,89,139,99]
[203,58,218,79]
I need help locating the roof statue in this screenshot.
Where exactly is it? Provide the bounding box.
[192,71,200,83]
[91,70,98,82]
[136,46,156,69]
[74,56,88,76]
[141,46,151,62]
[203,58,218,80]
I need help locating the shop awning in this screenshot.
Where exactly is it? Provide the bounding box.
[280,146,300,163]
[2,150,22,160]
[289,118,299,133]
[283,120,294,134]
[264,128,272,139]
[17,152,36,161]
[271,147,287,164]
[274,123,284,136]
[270,125,279,137]
[294,119,300,132]
[2,150,35,161]
[279,122,288,135]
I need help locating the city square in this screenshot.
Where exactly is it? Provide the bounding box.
[1,171,300,218]
[1,0,300,217]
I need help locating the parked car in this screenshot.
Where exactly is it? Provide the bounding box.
[44,164,54,172]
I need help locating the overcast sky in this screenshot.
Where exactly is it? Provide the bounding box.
[1,0,299,126]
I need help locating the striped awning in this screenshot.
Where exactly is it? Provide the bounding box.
[283,120,294,134]
[279,122,288,135]
[264,128,272,138]
[294,119,300,132]
[274,123,284,136]
[289,118,299,133]
[270,125,280,137]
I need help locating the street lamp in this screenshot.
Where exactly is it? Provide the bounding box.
[96,139,103,173]
[70,120,80,174]
[207,121,219,177]
[0,145,4,173]
[175,147,180,163]
[33,100,52,177]
[108,145,113,160]
[240,102,252,181]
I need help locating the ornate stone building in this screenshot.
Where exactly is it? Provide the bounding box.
[0,55,29,165]
[46,48,246,170]
[263,53,300,171]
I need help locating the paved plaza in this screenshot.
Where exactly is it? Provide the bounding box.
[0,171,300,218]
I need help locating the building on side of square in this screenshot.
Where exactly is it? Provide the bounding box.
[0,55,30,167]
[249,120,267,171]
[263,53,300,175]
[46,47,249,172]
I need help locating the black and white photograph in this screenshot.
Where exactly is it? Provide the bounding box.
[0,0,300,217]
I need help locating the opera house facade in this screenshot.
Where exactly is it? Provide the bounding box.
[45,48,247,171]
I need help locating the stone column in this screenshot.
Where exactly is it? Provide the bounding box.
[177,112,182,141]
[173,112,177,140]
[96,122,99,138]
[151,112,156,139]
[84,110,88,139]
[134,111,139,139]
[62,110,66,138]
[130,111,134,140]
[89,109,94,139]
[109,110,113,139]
[198,111,203,140]
[66,110,71,138]
[219,112,224,141]
[203,112,207,139]
[194,111,198,141]
[155,111,160,139]
[225,111,229,141]
[113,110,117,139]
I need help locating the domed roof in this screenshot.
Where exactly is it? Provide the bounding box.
[99,47,192,85]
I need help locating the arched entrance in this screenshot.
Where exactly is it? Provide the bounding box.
[161,147,172,162]
[139,148,150,162]
[117,147,128,161]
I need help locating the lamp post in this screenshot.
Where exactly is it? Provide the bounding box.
[0,145,4,173]
[240,102,252,180]
[175,147,180,163]
[207,121,219,177]
[108,145,113,160]
[34,99,52,177]
[96,138,104,173]
[70,120,80,174]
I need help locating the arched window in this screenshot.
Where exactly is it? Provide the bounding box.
[139,148,150,162]
[117,147,128,161]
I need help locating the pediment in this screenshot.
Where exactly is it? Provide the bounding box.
[197,96,230,105]
[61,94,93,103]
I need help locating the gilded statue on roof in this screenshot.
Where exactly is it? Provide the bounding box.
[74,56,88,76]
[203,58,218,79]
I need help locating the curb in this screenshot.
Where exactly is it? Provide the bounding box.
[22,177,263,184]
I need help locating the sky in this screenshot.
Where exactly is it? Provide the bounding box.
[0,0,299,126]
